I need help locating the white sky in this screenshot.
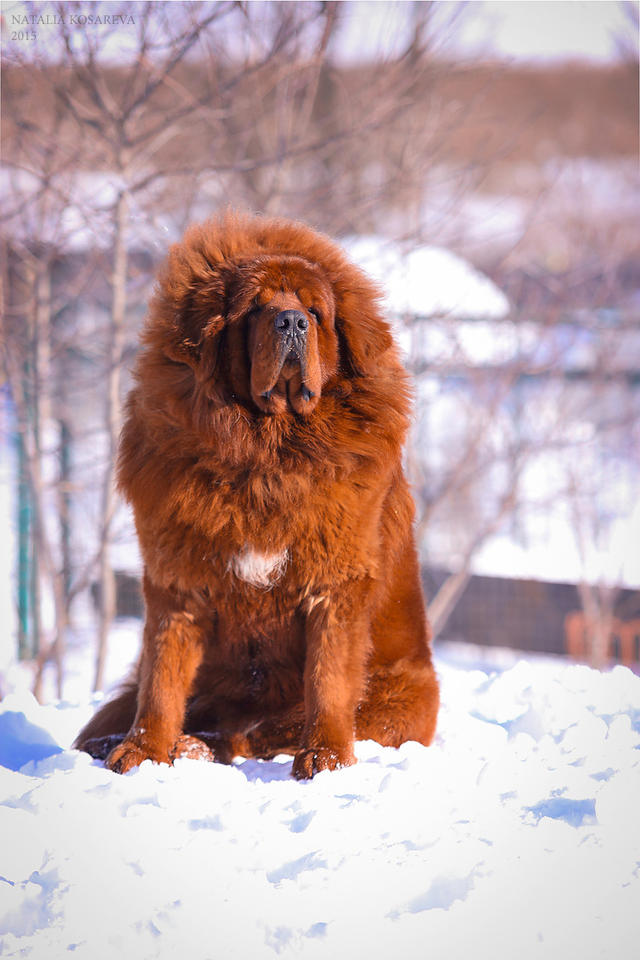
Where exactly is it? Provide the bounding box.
[454,0,635,61]
[335,1,637,63]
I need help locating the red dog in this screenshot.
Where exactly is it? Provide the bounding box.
[75,213,439,778]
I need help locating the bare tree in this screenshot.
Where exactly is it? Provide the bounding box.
[4,0,480,692]
[3,0,636,687]
[402,221,639,659]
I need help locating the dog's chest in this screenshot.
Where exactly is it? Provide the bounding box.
[228,545,289,589]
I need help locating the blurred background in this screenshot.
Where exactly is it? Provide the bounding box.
[1,0,639,701]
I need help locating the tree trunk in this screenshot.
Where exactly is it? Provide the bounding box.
[427,485,520,640]
[428,568,472,640]
[4,255,69,702]
[94,189,128,692]
[577,581,616,669]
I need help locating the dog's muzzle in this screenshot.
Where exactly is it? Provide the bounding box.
[274,310,309,362]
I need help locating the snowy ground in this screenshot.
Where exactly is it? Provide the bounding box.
[1,632,639,960]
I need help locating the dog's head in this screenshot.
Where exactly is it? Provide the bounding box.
[146,217,395,419]
[225,256,337,416]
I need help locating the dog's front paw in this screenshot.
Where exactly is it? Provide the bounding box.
[106,736,172,773]
[170,734,215,763]
[292,744,356,780]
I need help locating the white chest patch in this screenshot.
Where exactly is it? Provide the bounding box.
[229,546,289,589]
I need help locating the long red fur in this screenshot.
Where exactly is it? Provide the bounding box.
[74,212,439,778]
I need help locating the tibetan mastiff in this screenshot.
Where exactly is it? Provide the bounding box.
[75,213,439,778]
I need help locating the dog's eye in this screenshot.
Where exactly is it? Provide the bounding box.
[309,307,321,323]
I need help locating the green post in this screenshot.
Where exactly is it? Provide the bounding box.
[59,419,72,611]
[16,431,31,659]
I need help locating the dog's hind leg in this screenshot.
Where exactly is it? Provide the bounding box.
[73,684,138,759]
[355,658,440,748]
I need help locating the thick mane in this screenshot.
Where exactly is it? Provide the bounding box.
[119,213,411,502]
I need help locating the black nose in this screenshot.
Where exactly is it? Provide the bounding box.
[274,310,308,335]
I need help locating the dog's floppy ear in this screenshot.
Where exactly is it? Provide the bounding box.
[165,291,225,376]
[336,287,395,377]
[149,241,230,373]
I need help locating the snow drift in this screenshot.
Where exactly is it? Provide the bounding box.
[1,643,639,960]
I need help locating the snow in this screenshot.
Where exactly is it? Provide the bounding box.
[1,632,639,960]
[344,236,510,322]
